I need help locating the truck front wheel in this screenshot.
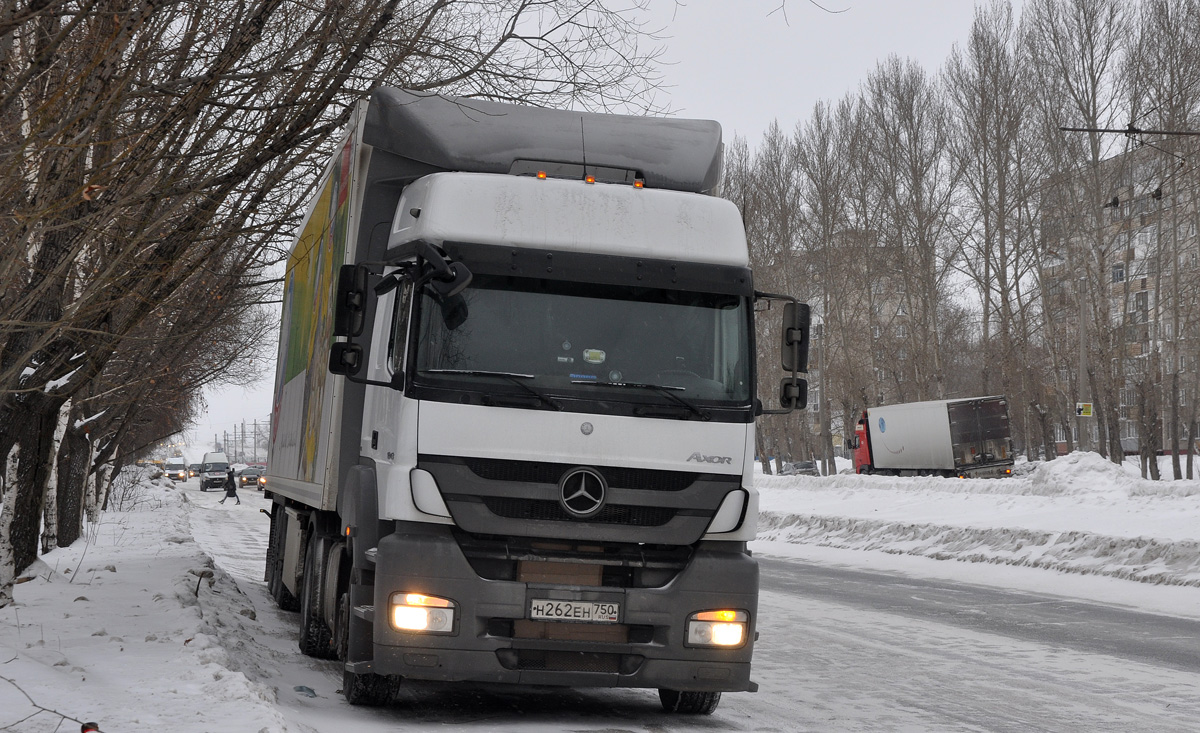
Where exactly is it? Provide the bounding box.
[336,563,400,704]
[659,689,721,714]
[342,662,401,707]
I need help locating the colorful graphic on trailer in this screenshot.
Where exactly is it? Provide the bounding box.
[273,137,354,483]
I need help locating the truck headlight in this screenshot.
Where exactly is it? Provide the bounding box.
[389,593,457,634]
[686,609,748,648]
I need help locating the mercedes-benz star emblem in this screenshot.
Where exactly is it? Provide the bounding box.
[558,467,607,519]
[580,422,593,436]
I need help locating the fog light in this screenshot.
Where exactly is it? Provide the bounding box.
[390,593,457,634]
[686,609,748,648]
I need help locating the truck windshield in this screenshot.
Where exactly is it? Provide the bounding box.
[412,274,750,406]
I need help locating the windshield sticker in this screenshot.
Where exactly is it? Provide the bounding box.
[557,356,575,363]
[570,374,597,380]
[583,349,606,364]
[608,370,622,382]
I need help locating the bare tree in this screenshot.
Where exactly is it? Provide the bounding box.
[0,0,666,603]
[863,55,962,402]
[1026,0,1131,462]
[945,1,1046,457]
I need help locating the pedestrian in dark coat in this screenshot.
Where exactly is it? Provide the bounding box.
[218,467,240,504]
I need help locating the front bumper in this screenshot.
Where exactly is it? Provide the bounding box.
[958,461,1015,478]
[369,524,757,691]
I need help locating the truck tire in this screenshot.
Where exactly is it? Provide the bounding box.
[336,544,400,706]
[659,689,721,714]
[342,663,401,706]
[266,505,298,611]
[299,535,334,658]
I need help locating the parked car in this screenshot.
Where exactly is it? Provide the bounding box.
[238,466,266,490]
[780,460,820,477]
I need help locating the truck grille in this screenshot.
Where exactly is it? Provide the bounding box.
[420,454,737,545]
[482,497,674,526]
[464,457,696,492]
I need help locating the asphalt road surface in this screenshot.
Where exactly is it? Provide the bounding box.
[188,490,1200,732]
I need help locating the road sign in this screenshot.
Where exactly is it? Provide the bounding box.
[1075,402,1093,417]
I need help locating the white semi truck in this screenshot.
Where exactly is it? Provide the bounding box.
[264,88,809,712]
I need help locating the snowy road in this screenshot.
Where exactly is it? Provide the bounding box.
[187,483,1200,732]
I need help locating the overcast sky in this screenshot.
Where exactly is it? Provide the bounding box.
[641,0,990,143]
[190,0,997,457]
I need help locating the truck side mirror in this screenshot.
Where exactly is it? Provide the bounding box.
[781,302,810,373]
[333,265,368,337]
[779,377,808,410]
[329,342,364,376]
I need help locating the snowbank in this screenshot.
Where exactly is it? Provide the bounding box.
[755,452,1200,587]
[0,470,284,733]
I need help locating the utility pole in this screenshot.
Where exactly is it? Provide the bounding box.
[1078,276,1088,451]
[253,420,258,463]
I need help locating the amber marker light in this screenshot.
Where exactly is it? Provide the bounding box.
[634,179,644,188]
[537,170,547,179]
[585,174,596,184]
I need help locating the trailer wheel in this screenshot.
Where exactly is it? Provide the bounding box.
[658,689,721,714]
[299,534,334,658]
[266,505,298,611]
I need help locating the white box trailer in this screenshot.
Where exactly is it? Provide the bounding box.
[263,88,810,713]
[851,396,1014,478]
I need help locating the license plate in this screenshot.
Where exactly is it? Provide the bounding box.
[529,599,619,623]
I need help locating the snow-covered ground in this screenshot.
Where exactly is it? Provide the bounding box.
[1,452,1198,731]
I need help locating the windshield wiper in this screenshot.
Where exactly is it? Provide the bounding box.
[424,369,563,411]
[571,380,710,421]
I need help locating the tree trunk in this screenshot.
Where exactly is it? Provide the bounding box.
[1187,419,1196,480]
[41,398,72,554]
[0,394,65,606]
[0,444,20,606]
[755,430,772,475]
[56,426,92,548]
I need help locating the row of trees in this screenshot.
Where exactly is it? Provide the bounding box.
[0,0,669,604]
[739,0,1200,479]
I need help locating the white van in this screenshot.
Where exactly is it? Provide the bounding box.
[164,457,188,482]
[199,452,230,491]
